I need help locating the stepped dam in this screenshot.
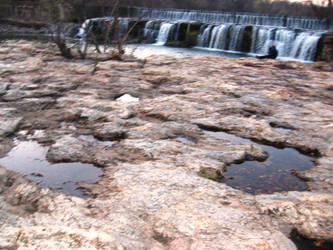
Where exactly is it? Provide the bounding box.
[78,8,333,62]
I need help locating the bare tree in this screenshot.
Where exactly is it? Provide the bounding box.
[37,0,74,59]
[79,0,150,60]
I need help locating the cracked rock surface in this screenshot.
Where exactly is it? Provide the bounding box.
[0,40,333,249]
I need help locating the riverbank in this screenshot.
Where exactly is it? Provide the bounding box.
[0,40,332,249]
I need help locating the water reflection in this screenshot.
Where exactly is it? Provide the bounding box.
[204,131,315,194]
[0,140,102,197]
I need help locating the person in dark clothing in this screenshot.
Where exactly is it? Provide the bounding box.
[256,45,278,59]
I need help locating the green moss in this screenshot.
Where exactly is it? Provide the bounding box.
[71,83,80,90]
[198,167,223,182]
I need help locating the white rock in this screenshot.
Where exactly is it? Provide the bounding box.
[117,94,139,103]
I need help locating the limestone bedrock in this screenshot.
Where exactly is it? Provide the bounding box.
[0,40,332,249]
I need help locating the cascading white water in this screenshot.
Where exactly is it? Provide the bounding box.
[134,8,332,30]
[144,20,161,42]
[286,17,329,30]
[174,22,182,41]
[76,17,131,39]
[234,14,284,27]
[119,19,130,37]
[208,26,219,48]
[195,22,323,61]
[209,24,232,50]
[201,24,247,52]
[197,25,213,47]
[250,27,276,54]
[155,22,175,45]
[228,25,246,51]
[274,29,296,57]
[290,32,323,61]
[77,13,327,62]
[250,27,322,61]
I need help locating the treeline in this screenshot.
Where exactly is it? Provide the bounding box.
[1,0,332,20]
[75,0,333,19]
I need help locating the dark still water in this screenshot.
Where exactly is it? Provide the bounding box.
[204,131,316,194]
[0,140,102,197]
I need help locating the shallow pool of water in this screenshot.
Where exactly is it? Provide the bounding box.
[204,131,315,194]
[289,228,333,250]
[0,140,102,197]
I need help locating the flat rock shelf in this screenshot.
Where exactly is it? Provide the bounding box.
[0,40,332,249]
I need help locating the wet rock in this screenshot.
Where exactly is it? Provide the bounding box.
[0,117,22,137]
[296,157,333,191]
[0,166,53,215]
[0,139,13,158]
[118,108,135,119]
[256,191,333,241]
[127,121,201,140]
[93,122,128,141]
[0,57,44,76]
[46,135,93,163]
[94,142,150,166]
[318,33,333,62]
[198,167,224,181]
[0,40,333,249]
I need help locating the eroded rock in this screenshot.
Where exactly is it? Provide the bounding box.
[0,40,332,249]
[0,117,22,137]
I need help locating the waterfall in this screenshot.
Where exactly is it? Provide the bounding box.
[155,22,175,45]
[132,7,332,30]
[250,27,276,54]
[250,27,322,61]
[76,17,131,39]
[119,19,130,37]
[201,24,246,52]
[174,22,182,41]
[197,25,213,47]
[144,20,161,42]
[209,24,232,50]
[76,19,90,38]
[274,29,296,57]
[197,22,323,61]
[76,13,327,62]
[286,17,329,30]
[234,14,284,27]
[228,25,246,51]
[289,32,322,61]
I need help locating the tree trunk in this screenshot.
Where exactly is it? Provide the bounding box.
[55,37,73,59]
[114,15,124,59]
